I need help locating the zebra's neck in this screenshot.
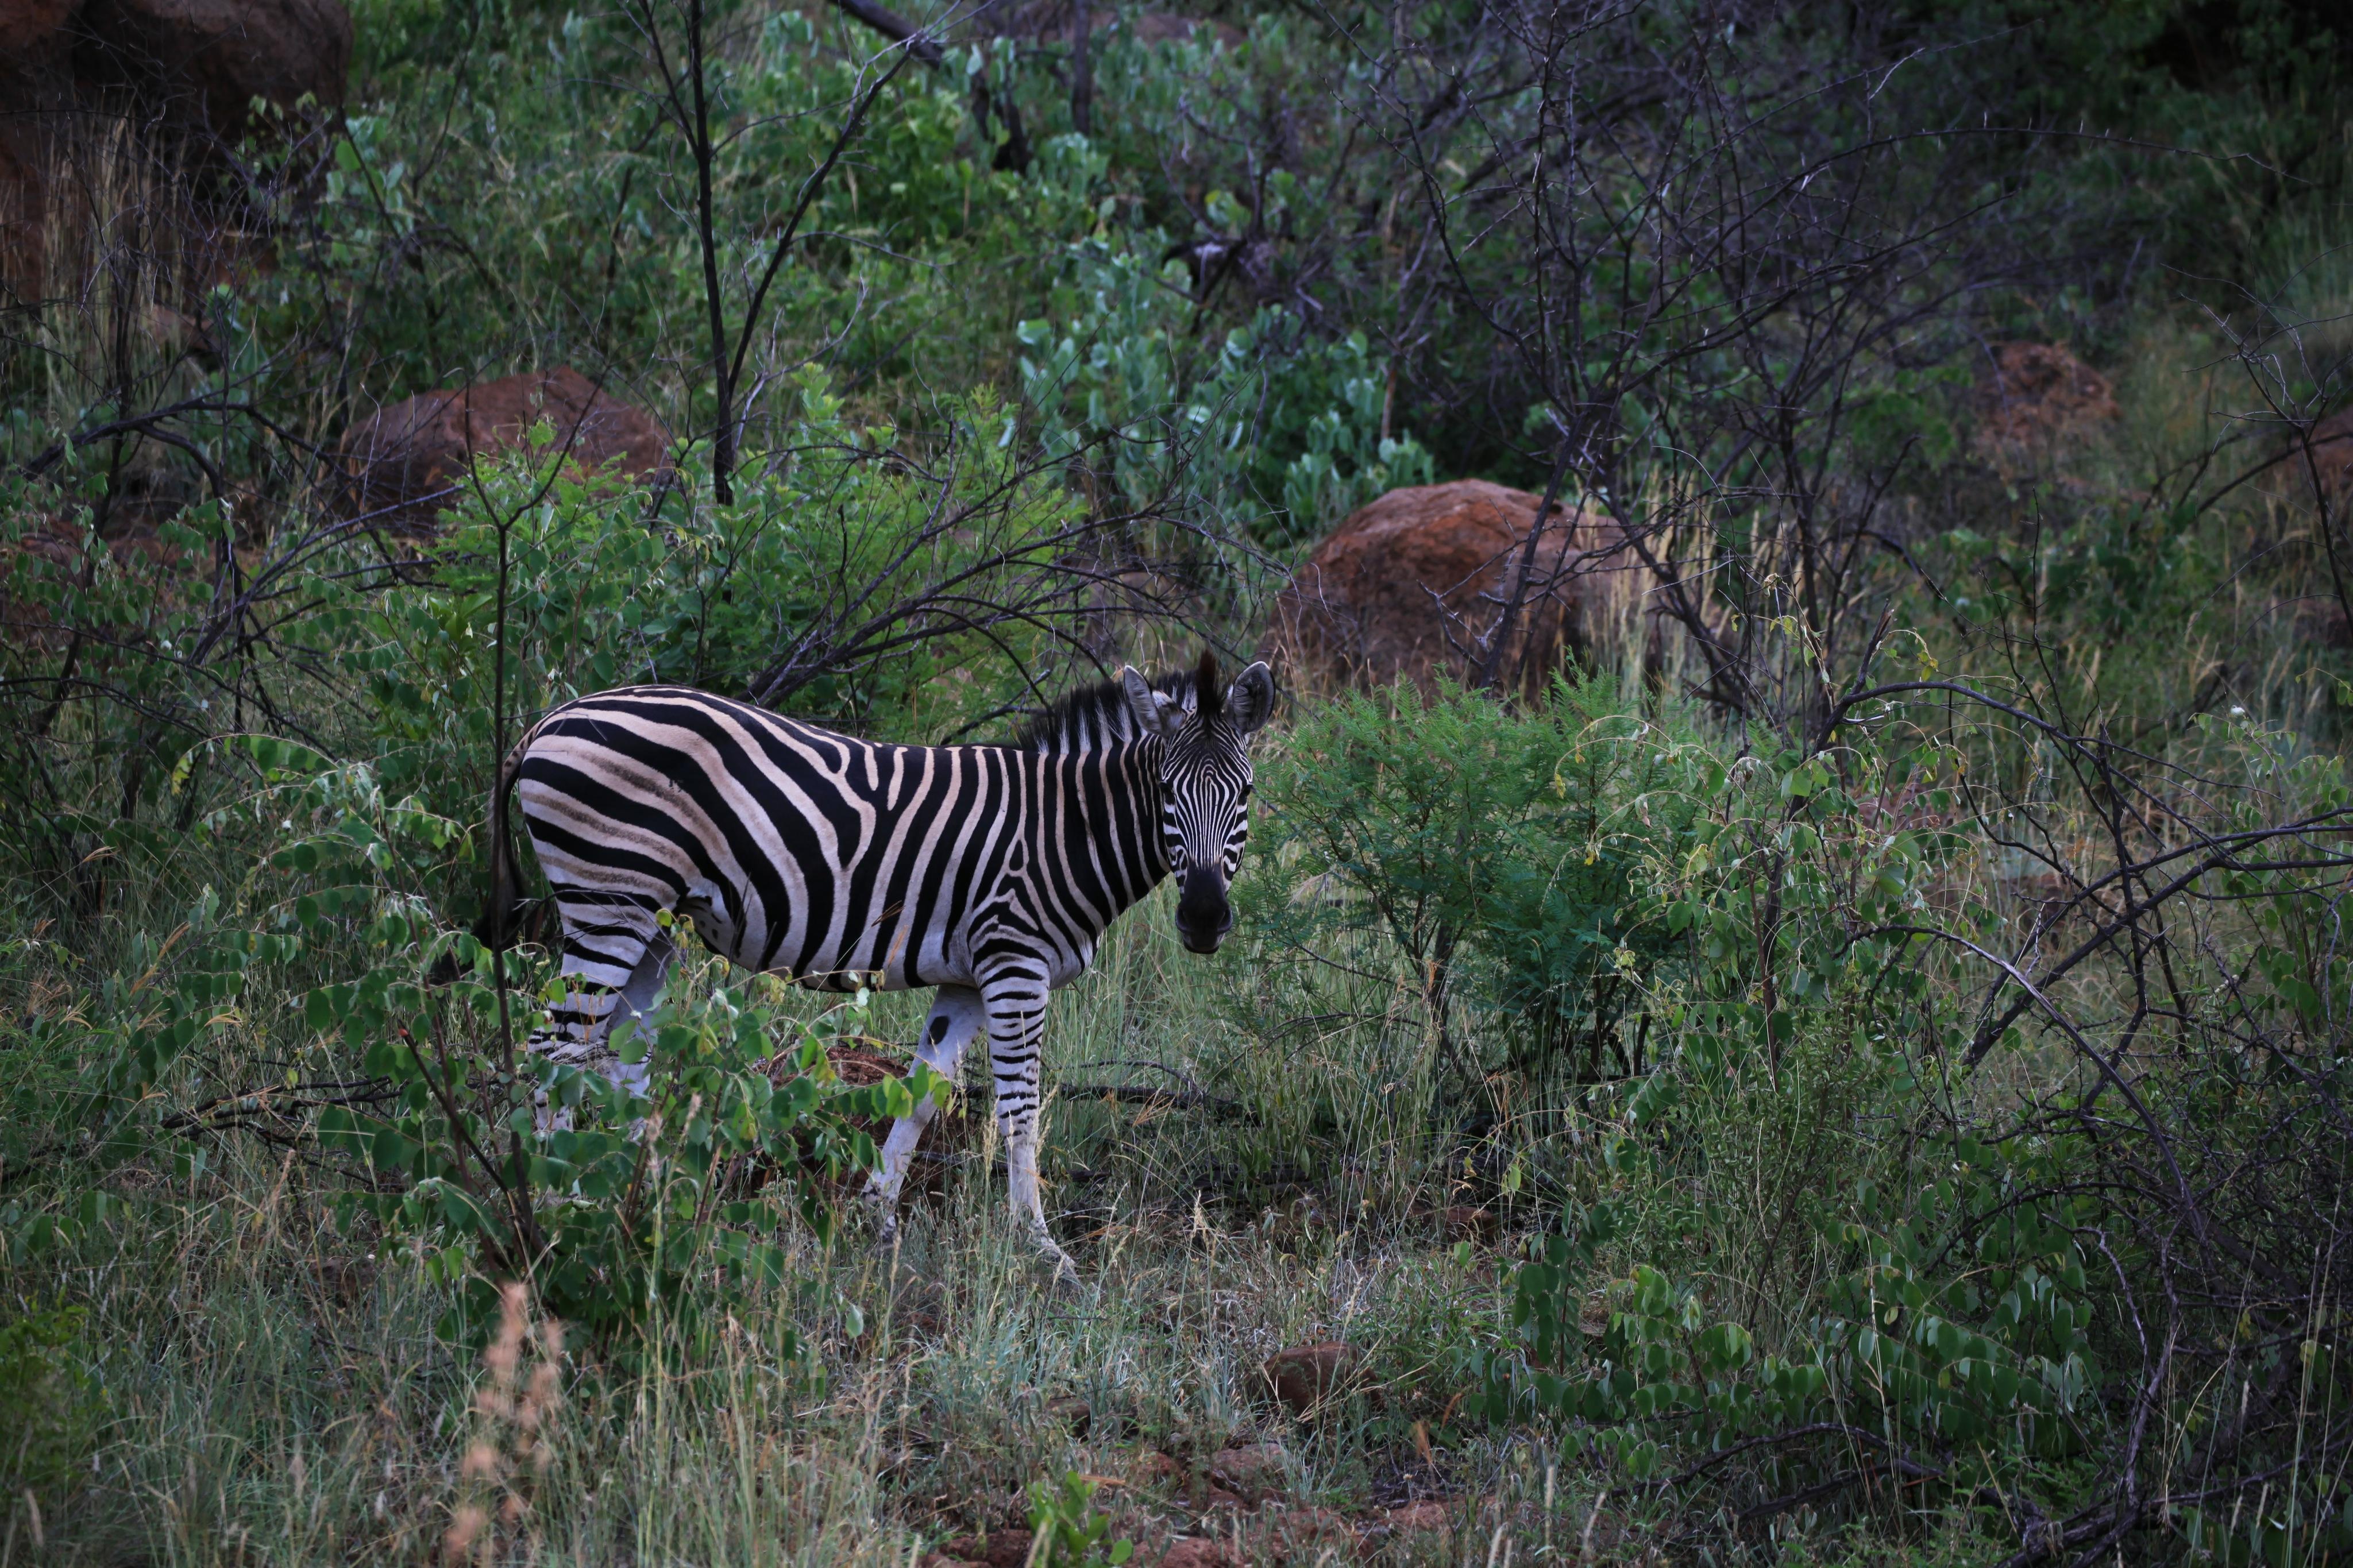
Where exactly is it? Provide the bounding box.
[1053,737,1172,918]
[1013,672,1187,922]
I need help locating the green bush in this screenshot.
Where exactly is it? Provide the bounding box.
[250,740,948,1347]
[1246,677,1706,1080]
[0,1303,98,1502]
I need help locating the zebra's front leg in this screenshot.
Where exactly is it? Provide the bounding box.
[980,972,1077,1285]
[865,985,985,1243]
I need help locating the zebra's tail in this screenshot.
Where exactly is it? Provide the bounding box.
[475,736,532,953]
[428,738,535,984]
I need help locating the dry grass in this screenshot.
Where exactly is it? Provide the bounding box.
[5,906,1605,1568]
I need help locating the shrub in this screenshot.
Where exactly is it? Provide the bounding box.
[1245,677,1707,1083]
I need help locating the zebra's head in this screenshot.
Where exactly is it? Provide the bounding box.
[1121,652,1277,955]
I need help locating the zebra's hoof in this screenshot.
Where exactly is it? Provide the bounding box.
[1031,1234,1081,1292]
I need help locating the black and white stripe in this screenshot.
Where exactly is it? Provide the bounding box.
[483,652,1275,1273]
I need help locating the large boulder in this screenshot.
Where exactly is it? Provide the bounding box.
[0,0,79,301]
[1267,479,1719,697]
[1262,1341,1360,1416]
[336,368,674,531]
[74,0,353,139]
[1267,480,1609,696]
[1976,342,2119,450]
[1,0,80,56]
[2,0,350,302]
[1267,480,1575,694]
[0,129,45,301]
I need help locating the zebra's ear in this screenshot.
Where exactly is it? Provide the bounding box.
[1121,666,1184,740]
[1225,661,1276,734]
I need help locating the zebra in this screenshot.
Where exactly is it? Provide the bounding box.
[471,652,1275,1279]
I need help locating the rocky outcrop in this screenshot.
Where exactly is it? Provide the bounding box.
[0,0,350,301]
[1266,479,1723,697]
[1,0,82,56]
[1262,1341,1360,1416]
[76,0,353,139]
[336,368,674,531]
[1976,342,2120,450]
[1266,480,1578,695]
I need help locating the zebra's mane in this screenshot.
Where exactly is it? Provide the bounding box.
[1013,655,1221,756]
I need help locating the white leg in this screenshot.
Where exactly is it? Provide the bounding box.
[603,930,676,1100]
[981,967,1075,1282]
[531,909,672,1130]
[866,986,985,1232]
[536,893,673,1128]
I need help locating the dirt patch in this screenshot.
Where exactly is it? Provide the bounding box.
[920,1526,1033,1568]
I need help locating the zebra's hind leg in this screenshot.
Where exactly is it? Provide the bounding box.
[529,898,670,1127]
[603,932,678,1101]
[865,985,984,1243]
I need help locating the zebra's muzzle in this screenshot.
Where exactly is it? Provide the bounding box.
[1175,868,1233,954]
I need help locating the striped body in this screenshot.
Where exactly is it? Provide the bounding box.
[520,686,1167,995]
[492,659,1275,1277]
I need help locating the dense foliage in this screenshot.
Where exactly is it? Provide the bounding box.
[5,0,2353,1561]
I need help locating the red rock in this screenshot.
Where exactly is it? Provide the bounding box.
[1268,480,1579,696]
[1976,342,2119,449]
[1129,1450,1183,1488]
[0,0,74,299]
[336,368,673,532]
[1155,1540,1240,1568]
[929,1528,1033,1568]
[77,0,353,137]
[1262,1342,1360,1416]
[0,0,77,56]
[1256,1503,1358,1555]
[0,129,50,299]
[1266,480,1711,697]
[1384,1500,1452,1535]
[1206,1442,1289,1503]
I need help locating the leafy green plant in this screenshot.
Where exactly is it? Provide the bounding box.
[1248,677,1704,1079]
[254,741,946,1345]
[1027,1470,1135,1567]
[317,950,935,1347]
[1017,245,1433,550]
[1488,1154,2100,1481]
[1461,713,2115,1511]
[0,1303,98,1501]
